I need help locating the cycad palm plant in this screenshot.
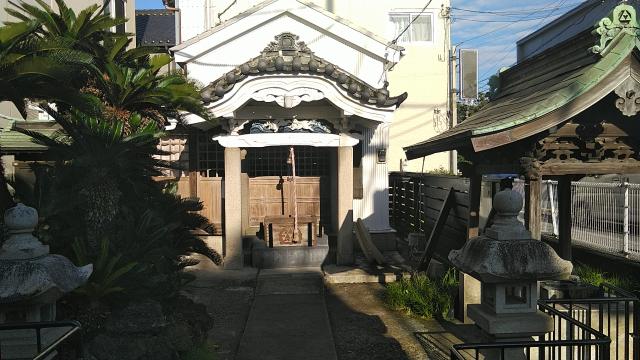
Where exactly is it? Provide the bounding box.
[21,109,221,298]
[21,109,166,252]
[0,19,96,116]
[0,16,98,212]
[6,0,125,58]
[8,0,212,128]
[92,50,210,129]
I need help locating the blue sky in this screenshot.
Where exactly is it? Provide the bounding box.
[450,0,585,91]
[135,0,587,91]
[136,0,164,9]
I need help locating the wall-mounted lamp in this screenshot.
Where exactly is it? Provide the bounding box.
[377,149,387,163]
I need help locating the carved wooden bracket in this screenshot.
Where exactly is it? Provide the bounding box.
[519,156,542,180]
[614,77,640,116]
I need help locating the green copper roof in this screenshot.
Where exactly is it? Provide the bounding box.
[0,122,56,152]
[405,3,640,160]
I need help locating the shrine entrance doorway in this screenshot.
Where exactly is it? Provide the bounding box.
[245,146,333,246]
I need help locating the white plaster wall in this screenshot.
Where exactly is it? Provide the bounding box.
[353,123,392,232]
[181,14,387,89]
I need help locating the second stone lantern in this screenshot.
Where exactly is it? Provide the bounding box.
[449,188,573,359]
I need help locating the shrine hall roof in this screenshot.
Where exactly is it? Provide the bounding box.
[405,3,640,160]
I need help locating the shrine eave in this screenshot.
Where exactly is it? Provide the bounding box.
[405,3,640,161]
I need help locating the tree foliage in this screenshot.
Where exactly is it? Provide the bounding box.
[3,0,219,303]
[8,0,212,127]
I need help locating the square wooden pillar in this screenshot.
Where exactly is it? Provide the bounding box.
[337,146,354,265]
[457,174,482,324]
[557,176,572,261]
[224,147,243,269]
[525,178,542,240]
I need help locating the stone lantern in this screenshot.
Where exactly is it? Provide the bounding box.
[449,189,572,358]
[0,203,92,358]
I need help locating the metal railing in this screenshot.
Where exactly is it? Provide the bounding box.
[539,284,639,360]
[450,284,638,360]
[450,302,612,360]
[540,180,640,261]
[0,320,82,360]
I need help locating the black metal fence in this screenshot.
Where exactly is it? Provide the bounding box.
[0,320,82,360]
[539,284,639,360]
[450,284,639,360]
[451,302,611,360]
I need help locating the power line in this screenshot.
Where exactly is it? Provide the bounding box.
[451,2,583,16]
[453,16,555,23]
[527,1,602,56]
[455,15,528,46]
[391,0,434,44]
[476,0,570,83]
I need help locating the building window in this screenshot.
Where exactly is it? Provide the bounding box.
[193,131,225,177]
[244,146,330,178]
[105,0,126,34]
[389,11,433,43]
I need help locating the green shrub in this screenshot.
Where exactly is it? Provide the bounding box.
[574,265,639,295]
[385,268,459,319]
[181,341,218,360]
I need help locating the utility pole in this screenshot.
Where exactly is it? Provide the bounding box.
[449,45,458,175]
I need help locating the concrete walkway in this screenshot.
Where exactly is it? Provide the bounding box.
[235,267,338,360]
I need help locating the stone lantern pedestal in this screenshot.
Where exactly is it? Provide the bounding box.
[0,204,92,359]
[449,189,573,359]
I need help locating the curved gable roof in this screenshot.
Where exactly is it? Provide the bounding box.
[201,32,407,109]
[405,3,640,160]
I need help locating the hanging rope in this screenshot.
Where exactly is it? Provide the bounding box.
[288,146,299,243]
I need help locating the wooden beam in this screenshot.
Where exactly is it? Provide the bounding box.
[456,174,482,324]
[189,171,198,198]
[525,178,542,240]
[557,176,572,261]
[542,162,640,175]
[467,174,482,239]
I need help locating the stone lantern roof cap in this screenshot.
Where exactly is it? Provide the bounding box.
[0,203,92,304]
[448,189,572,283]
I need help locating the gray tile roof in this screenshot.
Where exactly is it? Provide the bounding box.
[136,9,176,47]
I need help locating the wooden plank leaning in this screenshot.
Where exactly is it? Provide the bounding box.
[355,218,386,265]
[417,187,455,271]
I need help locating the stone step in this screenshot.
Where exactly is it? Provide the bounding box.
[251,245,331,269]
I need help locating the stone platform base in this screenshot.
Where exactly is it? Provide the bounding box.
[323,251,411,284]
[468,304,554,337]
[251,245,330,269]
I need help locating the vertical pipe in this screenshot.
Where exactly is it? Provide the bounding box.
[449,46,458,174]
[549,180,559,236]
[623,182,630,254]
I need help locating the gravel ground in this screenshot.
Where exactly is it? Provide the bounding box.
[325,283,446,360]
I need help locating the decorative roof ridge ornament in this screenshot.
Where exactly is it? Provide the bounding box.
[201,32,408,109]
[590,2,640,55]
[262,32,312,55]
